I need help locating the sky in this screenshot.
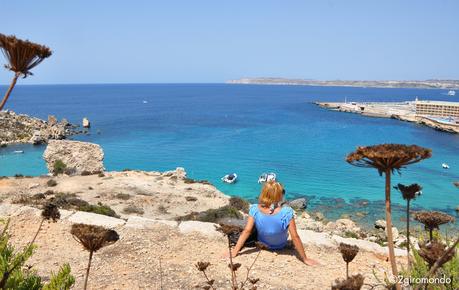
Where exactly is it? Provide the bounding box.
[0,0,458,84]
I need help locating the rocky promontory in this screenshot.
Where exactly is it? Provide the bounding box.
[0,110,79,145]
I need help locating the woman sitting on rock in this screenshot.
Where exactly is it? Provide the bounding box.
[228,181,319,266]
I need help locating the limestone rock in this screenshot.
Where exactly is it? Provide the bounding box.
[68,211,124,228]
[296,212,325,232]
[285,198,308,210]
[82,117,90,128]
[325,218,361,236]
[0,110,77,144]
[162,167,187,179]
[375,219,386,229]
[43,140,104,175]
[456,205,459,212]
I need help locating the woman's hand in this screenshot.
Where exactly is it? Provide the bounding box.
[221,249,237,260]
[302,257,319,266]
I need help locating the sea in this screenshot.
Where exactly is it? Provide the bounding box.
[1,84,458,230]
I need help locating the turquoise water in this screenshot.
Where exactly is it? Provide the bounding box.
[1,84,458,228]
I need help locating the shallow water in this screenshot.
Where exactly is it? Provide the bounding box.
[1,84,458,229]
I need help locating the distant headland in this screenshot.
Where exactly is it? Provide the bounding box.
[227,77,459,89]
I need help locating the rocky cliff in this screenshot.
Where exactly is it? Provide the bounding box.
[43,140,105,175]
[0,110,79,145]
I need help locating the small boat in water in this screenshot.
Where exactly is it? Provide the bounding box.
[442,163,450,169]
[222,173,238,184]
[13,150,24,154]
[447,90,456,96]
[258,172,276,184]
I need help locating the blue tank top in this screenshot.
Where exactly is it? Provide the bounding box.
[249,204,294,250]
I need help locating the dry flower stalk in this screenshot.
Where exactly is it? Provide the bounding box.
[339,243,359,278]
[71,224,119,290]
[346,143,431,290]
[413,211,455,241]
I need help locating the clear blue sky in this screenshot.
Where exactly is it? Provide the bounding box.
[1,0,458,84]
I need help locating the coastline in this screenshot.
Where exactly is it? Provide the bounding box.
[315,101,459,134]
[227,78,459,90]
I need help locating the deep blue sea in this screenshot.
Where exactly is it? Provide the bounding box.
[1,84,458,229]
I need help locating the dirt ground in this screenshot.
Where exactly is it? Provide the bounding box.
[7,207,399,290]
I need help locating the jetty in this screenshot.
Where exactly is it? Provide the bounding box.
[316,100,459,134]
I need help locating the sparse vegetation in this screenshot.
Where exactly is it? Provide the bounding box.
[195,225,264,289]
[81,170,92,176]
[47,179,58,187]
[123,205,144,215]
[229,197,250,214]
[53,160,67,175]
[0,219,74,289]
[177,205,242,223]
[185,196,197,202]
[115,193,131,200]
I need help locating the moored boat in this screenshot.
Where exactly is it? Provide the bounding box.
[222,173,238,184]
[258,172,276,184]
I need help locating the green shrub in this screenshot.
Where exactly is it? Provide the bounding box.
[53,160,67,175]
[47,179,57,187]
[80,202,119,218]
[0,220,74,289]
[400,235,458,290]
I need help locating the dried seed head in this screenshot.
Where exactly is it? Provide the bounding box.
[70,223,119,252]
[206,279,214,285]
[414,211,455,231]
[394,183,422,201]
[418,241,455,268]
[0,34,52,77]
[255,241,269,250]
[41,202,60,222]
[346,144,431,175]
[249,278,260,285]
[195,261,210,272]
[339,243,359,263]
[228,263,241,271]
[331,274,365,290]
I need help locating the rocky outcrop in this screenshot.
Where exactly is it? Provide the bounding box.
[82,117,90,128]
[285,198,308,210]
[43,140,104,175]
[0,110,79,145]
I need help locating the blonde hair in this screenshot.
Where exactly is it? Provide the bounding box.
[259,181,284,207]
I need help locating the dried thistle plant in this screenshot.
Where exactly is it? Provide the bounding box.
[339,243,359,278]
[346,144,431,288]
[418,241,455,268]
[195,261,215,290]
[196,225,263,289]
[331,274,365,290]
[0,34,52,110]
[29,202,61,247]
[71,224,119,290]
[413,211,455,241]
[394,183,422,269]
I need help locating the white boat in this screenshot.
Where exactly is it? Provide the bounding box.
[13,150,24,154]
[221,173,237,184]
[447,90,456,96]
[442,163,450,169]
[258,172,276,184]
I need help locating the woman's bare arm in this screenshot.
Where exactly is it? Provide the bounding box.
[230,216,255,257]
[288,218,319,266]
